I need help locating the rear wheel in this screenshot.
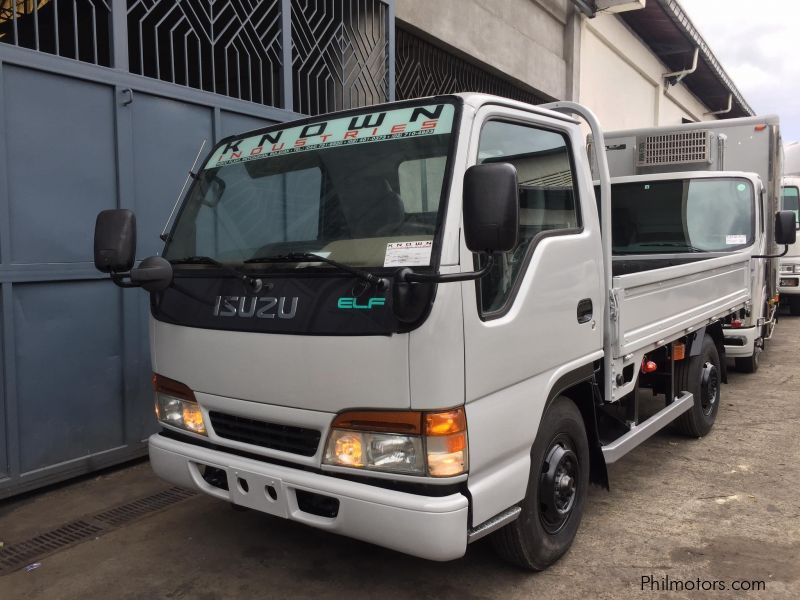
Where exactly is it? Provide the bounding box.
[491,396,589,570]
[673,336,721,437]
[789,296,800,316]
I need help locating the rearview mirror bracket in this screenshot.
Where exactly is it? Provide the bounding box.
[396,253,495,283]
[751,245,789,260]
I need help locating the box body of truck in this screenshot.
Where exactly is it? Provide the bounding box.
[94,94,750,569]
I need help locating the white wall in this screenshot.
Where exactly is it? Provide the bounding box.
[396,0,573,100]
[579,13,715,131]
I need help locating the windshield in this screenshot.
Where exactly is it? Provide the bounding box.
[602,178,755,254]
[782,186,799,227]
[164,101,458,270]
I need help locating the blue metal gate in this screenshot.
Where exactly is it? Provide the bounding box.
[0,0,393,497]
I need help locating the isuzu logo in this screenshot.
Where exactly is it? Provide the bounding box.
[213,296,298,319]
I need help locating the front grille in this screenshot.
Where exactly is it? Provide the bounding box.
[209,412,321,457]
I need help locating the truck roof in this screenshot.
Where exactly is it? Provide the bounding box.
[603,114,780,138]
[453,93,580,125]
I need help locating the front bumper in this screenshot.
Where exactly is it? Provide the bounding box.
[723,325,757,358]
[148,433,469,561]
[779,261,800,296]
[779,275,800,296]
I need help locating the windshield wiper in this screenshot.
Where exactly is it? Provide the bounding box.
[244,252,384,287]
[169,256,263,292]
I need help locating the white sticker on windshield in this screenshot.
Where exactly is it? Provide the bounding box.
[726,234,747,245]
[384,241,433,267]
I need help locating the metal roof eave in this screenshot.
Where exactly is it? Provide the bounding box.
[620,0,754,118]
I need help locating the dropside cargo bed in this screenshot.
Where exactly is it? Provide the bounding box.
[611,253,750,358]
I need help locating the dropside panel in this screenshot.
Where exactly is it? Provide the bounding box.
[613,253,750,358]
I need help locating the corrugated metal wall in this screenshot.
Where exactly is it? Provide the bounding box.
[0,0,393,498]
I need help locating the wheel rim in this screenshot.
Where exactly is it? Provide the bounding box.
[538,435,579,534]
[700,362,719,416]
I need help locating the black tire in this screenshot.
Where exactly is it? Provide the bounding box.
[789,297,800,316]
[673,336,721,437]
[734,349,759,373]
[491,396,589,570]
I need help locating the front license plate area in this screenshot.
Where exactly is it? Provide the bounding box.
[229,470,289,517]
[780,278,798,287]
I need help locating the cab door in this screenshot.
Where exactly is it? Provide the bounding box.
[462,106,605,526]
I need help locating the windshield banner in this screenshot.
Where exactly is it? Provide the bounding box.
[205,103,455,169]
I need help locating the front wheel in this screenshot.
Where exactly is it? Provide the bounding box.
[673,335,721,437]
[734,347,759,373]
[490,396,589,570]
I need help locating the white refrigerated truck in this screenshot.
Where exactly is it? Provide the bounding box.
[92,95,794,570]
[597,117,786,372]
[780,178,800,314]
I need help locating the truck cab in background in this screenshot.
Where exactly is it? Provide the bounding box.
[596,117,785,372]
[779,178,800,314]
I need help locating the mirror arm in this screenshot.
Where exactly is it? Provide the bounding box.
[110,272,141,288]
[752,245,789,259]
[399,253,495,283]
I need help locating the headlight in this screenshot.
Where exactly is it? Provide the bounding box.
[153,373,206,435]
[323,408,468,477]
[795,265,800,274]
[781,264,793,273]
[325,430,424,473]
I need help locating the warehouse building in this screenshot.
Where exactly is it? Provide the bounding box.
[0,0,751,496]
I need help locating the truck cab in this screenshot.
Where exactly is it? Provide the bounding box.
[780,178,800,314]
[605,171,770,371]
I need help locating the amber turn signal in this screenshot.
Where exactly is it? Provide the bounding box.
[426,409,467,436]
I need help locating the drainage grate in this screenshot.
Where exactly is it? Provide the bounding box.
[0,520,103,574]
[0,486,196,576]
[94,487,196,528]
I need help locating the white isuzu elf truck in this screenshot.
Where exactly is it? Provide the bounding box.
[780,178,800,314]
[596,117,787,372]
[91,94,796,570]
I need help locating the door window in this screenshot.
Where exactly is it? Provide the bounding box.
[476,121,580,315]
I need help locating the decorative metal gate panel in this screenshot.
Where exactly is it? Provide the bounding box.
[395,27,546,104]
[292,0,390,115]
[126,0,284,107]
[0,0,394,498]
[0,0,112,65]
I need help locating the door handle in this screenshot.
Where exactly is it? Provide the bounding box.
[577,298,593,324]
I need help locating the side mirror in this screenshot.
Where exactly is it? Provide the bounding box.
[463,163,519,253]
[94,209,136,273]
[775,210,797,246]
[130,256,173,292]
